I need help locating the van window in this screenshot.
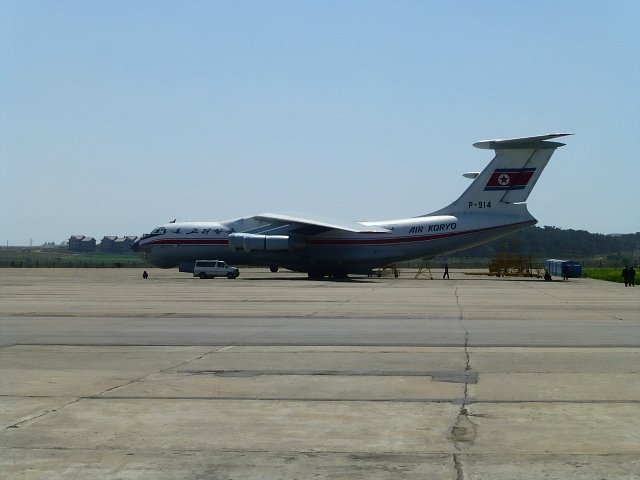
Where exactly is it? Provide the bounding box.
[196,261,215,268]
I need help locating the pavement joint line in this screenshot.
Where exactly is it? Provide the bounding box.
[6,341,640,347]
[180,369,478,383]
[66,396,468,403]
[5,446,638,460]
[3,446,451,456]
[3,395,639,404]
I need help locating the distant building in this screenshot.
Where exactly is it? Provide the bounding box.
[101,236,137,254]
[69,235,137,253]
[68,235,96,252]
[99,236,118,252]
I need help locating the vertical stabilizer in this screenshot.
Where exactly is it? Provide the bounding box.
[428,134,570,215]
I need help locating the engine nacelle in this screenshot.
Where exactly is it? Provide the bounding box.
[228,233,303,252]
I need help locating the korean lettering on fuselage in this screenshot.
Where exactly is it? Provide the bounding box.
[170,228,235,235]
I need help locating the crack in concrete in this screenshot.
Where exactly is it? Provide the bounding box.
[96,348,222,398]
[450,286,477,456]
[453,453,464,480]
[1,397,82,432]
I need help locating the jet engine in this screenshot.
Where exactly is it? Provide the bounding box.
[228,233,304,252]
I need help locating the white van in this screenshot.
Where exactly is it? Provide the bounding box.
[193,260,239,279]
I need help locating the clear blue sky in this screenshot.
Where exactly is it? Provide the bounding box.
[1,0,638,246]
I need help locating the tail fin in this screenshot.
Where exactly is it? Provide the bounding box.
[429,133,571,215]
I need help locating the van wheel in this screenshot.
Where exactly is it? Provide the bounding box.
[199,272,206,279]
[227,272,235,279]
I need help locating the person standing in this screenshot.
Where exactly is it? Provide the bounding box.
[622,266,629,287]
[443,262,449,280]
[630,266,636,287]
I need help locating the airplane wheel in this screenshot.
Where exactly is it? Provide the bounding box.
[270,266,279,273]
[199,272,206,279]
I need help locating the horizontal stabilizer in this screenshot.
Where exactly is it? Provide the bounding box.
[473,133,572,150]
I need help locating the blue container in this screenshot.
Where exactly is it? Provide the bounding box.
[545,259,582,278]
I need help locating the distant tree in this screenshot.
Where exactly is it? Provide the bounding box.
[453,226,639,260]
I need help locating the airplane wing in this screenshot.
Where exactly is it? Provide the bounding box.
[253,213,391,234]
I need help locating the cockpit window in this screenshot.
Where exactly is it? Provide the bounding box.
[150,227,166,235]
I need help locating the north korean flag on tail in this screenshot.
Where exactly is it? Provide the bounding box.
[484,168,536,191]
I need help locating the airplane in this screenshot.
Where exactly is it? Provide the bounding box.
[131,133,571,279]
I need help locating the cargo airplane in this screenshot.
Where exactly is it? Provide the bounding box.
[131,133,570,278]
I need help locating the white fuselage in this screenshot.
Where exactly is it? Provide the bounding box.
[133,210,535,275]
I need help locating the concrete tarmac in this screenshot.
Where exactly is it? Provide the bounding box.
[1,268,639,479]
